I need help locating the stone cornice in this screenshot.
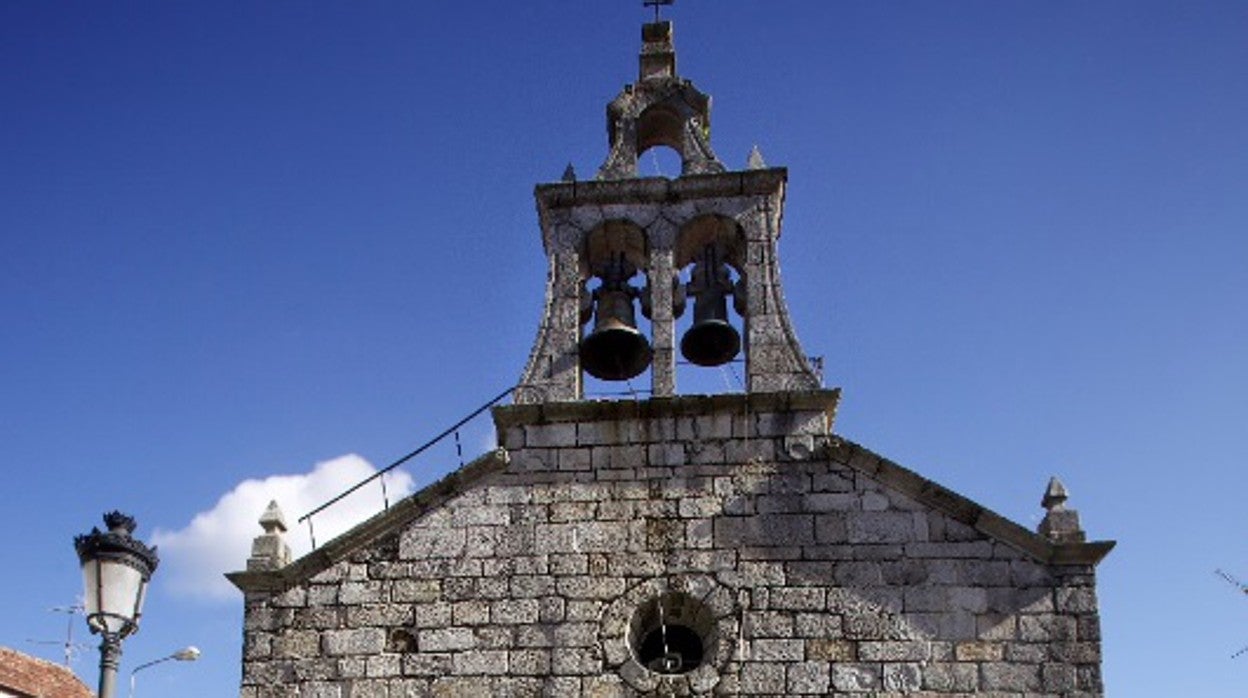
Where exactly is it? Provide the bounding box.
[494,389,840,431]
[535,167,786,211]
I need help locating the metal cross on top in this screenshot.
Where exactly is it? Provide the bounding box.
[644,0,674,22]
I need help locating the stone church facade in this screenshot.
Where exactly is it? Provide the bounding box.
[230,20,1112,697]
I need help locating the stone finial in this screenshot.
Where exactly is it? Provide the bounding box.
[247,500,292,571]
[1038,477,1085,543]
[562,163,577,182]
[1041,477,1068,510]
[259,500,288,534]
[640,21,676,80]
[746,145,767,170]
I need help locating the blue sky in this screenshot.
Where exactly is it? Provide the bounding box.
[2,2,1245,695]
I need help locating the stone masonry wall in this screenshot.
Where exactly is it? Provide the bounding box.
[238,393,1105,697]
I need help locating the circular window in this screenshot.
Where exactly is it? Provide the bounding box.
[601,575,738,694]
[628,592,716,675]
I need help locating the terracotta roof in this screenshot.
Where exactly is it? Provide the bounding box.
[0,647,93,698]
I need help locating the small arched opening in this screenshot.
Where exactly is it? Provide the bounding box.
[639,144,683,178]
[635,104,688,176]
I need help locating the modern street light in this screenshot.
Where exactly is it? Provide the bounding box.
[74,511,159,698]
[129,646,200,698]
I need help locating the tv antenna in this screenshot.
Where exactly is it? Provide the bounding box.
[26,603,89,667]
[1215,569,1248,658]
[644,0,674,23]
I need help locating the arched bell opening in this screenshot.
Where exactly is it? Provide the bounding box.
[579,221,654,393]
[672,215,747,393]
[637,105,684,152]
[636,104,691,176]
[639,144,683,179]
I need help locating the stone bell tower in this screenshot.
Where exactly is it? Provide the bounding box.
[516,20,820,404]
[230,18,1111,698]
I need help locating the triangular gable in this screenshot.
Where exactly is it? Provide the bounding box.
[228,449,510,595]
[825,436,1113,566]
[230,392,1112,596]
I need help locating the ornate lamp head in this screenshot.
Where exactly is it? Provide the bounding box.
[74,511,159,638]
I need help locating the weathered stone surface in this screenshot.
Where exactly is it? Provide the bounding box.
[981,661,1042,692]
[831,663,881,692]
[236,411,1108,694]
[321,629,384,656]
[786,661,829,693]
[739,663,784,693]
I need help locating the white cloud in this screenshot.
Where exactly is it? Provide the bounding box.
[474,424,499,456]
[152,454,415,602]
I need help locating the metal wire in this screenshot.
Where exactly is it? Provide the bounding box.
[298,385,516,546]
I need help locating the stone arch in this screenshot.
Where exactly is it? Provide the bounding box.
[598,73,725,179]
[582,219,649,281]
[674,214,745,272]
[636,104,685,155]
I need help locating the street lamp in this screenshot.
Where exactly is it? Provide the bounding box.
[74,511,159,698]
[129,646,200,698]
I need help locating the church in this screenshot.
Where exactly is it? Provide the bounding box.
[229,18,1112,697]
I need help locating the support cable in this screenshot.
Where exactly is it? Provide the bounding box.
[299,385,516,547]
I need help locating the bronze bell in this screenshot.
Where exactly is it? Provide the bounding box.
[680,247,741,367]
[580,259,653,381]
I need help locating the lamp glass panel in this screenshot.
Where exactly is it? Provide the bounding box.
[98,559,144,631]
[134,577,149,626]
[80,559,101,617]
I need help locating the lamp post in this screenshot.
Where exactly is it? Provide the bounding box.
[74,512,159,698]
[129,646,200,698]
